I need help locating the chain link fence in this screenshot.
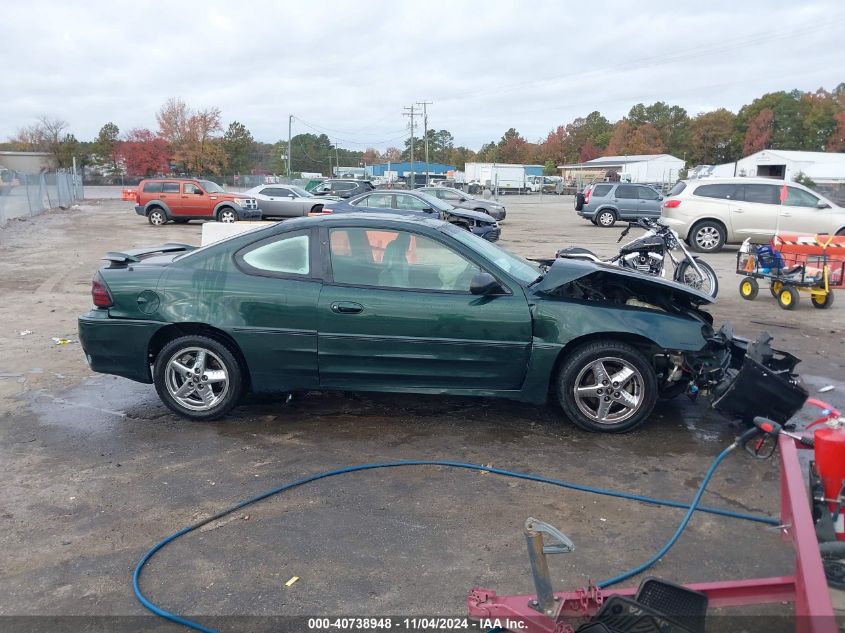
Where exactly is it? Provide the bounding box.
[0,171,84,227]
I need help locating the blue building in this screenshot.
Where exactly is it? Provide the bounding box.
[366,161,456,177]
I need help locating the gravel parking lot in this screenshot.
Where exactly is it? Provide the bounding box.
[1,195,843,629]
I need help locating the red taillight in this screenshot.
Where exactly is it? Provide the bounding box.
[663,199,681,208]
[91,274,113,308]
[584,185,593,204]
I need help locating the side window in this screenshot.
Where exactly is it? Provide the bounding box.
[260,188,281,196]
[183,183,202,194]
[363,193,394,208]
[615,185,638,199]
[161,182,180,193]
[592,184,613,197]
[741,184,780,205]
[395,194,429,211]
[143,181,163,193]
[276,188,292,197]
[784,187,819,208]
[334,182,354,191]
[329,228,481,291]
[637,186,659,200]
[238,233,310,276]
[694,184,737,199]
[442,190,462,201]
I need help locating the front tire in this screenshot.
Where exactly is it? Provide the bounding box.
[153,335,243,420]
[688,220,725,253]
[777,286,799,310]
[557,341,658,433]
[217,207,237,223]
[739,276,759,300]
[674,259,719,297]
[596,209,617,228]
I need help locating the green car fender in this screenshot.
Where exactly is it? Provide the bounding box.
[517,299,710,404]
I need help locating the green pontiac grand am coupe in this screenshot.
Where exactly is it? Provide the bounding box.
[78,214,806,433]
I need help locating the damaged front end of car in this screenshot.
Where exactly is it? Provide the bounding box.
[532,258,808,424]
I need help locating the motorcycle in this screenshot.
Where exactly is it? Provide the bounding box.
[557,217,719,297]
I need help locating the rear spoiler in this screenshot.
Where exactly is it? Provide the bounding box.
[103,243,196,267]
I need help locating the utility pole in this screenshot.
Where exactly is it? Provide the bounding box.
[403,105,418,187]
[335,141,340,176]
[287,115,293,181]
[417,101,432,185]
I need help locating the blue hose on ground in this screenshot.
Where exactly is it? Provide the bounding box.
[133,454,770,632]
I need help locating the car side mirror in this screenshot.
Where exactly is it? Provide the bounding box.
[195,190,203,195]
[289,194,296,198]
[817,200,830,209]
[470,271,505,296]
[459,198,467,202]
[422,207,435,213]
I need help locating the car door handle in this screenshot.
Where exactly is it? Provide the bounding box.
[781,212,792,217]
[330,301,364,314]
[734,208,744,213]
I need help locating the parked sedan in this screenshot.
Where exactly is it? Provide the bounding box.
[324,190,501,242]
[417,186,506,221]
[244,184,338,218]
[79,214,806,433]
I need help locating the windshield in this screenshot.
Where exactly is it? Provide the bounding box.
[199,180,225,193]
[416,191,454,212]
[446,225,541,284]
[289,185,312,197]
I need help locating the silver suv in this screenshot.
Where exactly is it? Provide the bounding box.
[575,182,663,227]
[661,177,845,252]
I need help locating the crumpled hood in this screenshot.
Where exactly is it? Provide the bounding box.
[533,257,714,307]
[445,207,496,223]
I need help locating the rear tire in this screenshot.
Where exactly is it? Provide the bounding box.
[688,220,725,253]
[147,208,167,226]
[596,209,617,228]
[153,335,243,421]
[557,341,658,433]
[812,292,835,309]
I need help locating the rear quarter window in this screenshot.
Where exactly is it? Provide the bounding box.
[143,181,163,193]
[668,181,686,196]
[592,184,612,197]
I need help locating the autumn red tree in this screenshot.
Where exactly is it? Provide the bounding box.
[362,147,381,164]
[117,128,171,177]
[605,121,666,155]
[382,147,402,162]
[578,140,602,162]
[742,108,773,155]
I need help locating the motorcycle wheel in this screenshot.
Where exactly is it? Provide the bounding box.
[675,259,719,298]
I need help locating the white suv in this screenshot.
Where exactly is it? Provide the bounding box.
[661,177,845,253]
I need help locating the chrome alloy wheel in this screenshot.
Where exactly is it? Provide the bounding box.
[164,347,229,412]
[694,226,721,251]
[573,357,645,425]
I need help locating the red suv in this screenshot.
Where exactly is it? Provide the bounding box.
[134,178,262,225]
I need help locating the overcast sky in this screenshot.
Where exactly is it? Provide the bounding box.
[2,0,844,150]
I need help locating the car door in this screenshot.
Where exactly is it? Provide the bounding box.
[779,185,833,235]
[273,187,302,217]
[160,181,184,215]
[613,185,639,218]
[256,187,286,216]
[635,185,662,218]
[733,184,781,239]
[180,182,208,216]
[317,224,532,391]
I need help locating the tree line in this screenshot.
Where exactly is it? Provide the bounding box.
[3,84,845,181]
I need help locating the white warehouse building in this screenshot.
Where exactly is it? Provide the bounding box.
[558,154,685,186]
[703,150,845,183]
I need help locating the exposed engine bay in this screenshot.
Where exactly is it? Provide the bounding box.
[531,257,808,423]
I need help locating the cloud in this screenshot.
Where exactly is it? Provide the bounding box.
[1,0,843,149]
